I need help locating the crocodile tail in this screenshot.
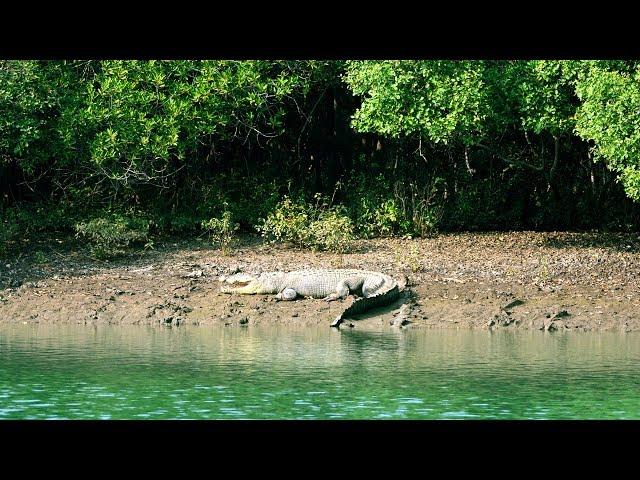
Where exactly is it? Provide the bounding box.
[340,284,400,320]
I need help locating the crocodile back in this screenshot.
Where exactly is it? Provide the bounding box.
[283,269,396,299]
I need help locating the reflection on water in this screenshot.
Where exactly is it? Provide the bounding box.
[0,324,639,419]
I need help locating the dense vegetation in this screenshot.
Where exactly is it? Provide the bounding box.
[2,60,640,256]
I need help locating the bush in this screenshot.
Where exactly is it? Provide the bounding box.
[346,173,444,238]
[201,208,240,255]
[354,197,401,238]
[345,173,402,238]
[257,195,354,253]
[75,213,151,259]
[394,180,444,237]
[256,197,311,249]
[307,207,355,253]
[0,211,18,257]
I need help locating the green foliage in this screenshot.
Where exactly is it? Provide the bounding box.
[57,60,315,191]
[164,213,202,235]
[397,180,444,237]
[307,207,355,254]
[0,61,96,180]
[444,181,504,230]
[75,212,151,259]
[1,60,323,210]
[257,197,310,248]
[513,60,579,137]
[345,173,443,238]
[0,61,56,173]
[12,203,79,234]
[0,202,83,257]
[201,208,239,255]
[206,174,282,230]
[1,59,640,244]
[0,211,18,257]
[356,197,401,238]
[344,60,584,146]
[34,251,48,264]
[258,195,354,253]
[575,64,640,201]
[344,60,488,145]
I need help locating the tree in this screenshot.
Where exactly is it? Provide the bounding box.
[344,60,488,147]
[575,62,640,201]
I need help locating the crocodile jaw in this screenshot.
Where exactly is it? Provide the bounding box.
[220,273,261,294]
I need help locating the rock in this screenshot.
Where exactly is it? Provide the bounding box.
[164,316,173,324]
[487,319,496,327]
[503,299,525,310]
[183,270,203,279]
[292,313,299,317]
[545,321,557,332]
[397,274,409,291]
[391,304,411,327]
[239,317,249,325]
[501,317,514,327]
[552,310,570,319]
[392,317,409,327]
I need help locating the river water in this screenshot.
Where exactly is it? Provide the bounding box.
[0,325,638,419]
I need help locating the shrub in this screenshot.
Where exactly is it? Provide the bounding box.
[394,180,444,237]
[354,197,401,238]
[0,211,18,257]
[256,196,311,249]
[201,208,240,255]
[75,213,151,259]
[308,207,355,253]
[346,173,444,238]
[344,173,402,238]
[394,241,423,273]
[257,194,354,253]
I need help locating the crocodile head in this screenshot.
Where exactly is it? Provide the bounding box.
[220,273,262,294]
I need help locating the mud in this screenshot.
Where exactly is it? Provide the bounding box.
[1,231,639,332]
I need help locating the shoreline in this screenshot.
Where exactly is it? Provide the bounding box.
[1,231,639,332]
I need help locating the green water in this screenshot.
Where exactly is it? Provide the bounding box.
[0,325,638,419]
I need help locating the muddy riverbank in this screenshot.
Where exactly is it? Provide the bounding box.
[1,231,639,332]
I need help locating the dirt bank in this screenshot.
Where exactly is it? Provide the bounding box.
[1,231,639,332]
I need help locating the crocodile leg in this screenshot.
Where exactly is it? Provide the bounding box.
[275,288,297,301]
[323,282,350,302]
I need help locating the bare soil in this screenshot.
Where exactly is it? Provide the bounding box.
[1,231,639,332]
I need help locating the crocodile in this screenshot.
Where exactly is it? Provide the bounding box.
[220,269,401,327]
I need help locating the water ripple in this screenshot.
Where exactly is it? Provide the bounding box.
[1,325,639,419]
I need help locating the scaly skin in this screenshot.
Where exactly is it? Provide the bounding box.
[220,269,400,327]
